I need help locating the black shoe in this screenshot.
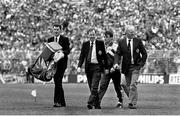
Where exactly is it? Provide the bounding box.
[128,103,136,109]
[53,103,66,107]
[116,101,123,108]
[87,104,93,109]
[94,105,101,109]
[61,103,66,107]
[53,103,61,107]
[60,105,66,107]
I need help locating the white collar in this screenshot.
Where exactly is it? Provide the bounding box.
[127,38,133,42]
[90,40,95,45]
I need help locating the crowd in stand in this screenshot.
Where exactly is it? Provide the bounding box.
[0,0,180,76]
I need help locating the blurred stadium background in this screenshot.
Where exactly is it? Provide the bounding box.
[0,0,180,115]
[0,0,180,84]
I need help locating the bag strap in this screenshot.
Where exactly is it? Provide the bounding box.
[31,56,40,69]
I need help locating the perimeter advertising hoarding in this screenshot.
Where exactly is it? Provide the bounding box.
[169,74,180,84]
[74,74,169,84]
[0,74,171,84]
[138,74,167,84]
[34,74,169,84]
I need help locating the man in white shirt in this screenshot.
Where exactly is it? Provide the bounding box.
[113,25,147,109]
[77,28,108,109]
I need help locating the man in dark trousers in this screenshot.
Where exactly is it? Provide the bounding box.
[48,24,70,107]
[113,25,147,109]
[98,31,123,108]
[77,28,108,109]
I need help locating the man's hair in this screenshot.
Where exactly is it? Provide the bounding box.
[125,25,135,32]
[105,31,113,38]
[87,27,96,34]
[53,24,62,30]
[62,21,69,30]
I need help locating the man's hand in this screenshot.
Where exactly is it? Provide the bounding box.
[53,50,64,62]
[77,67,81,73]
[113,64,120,70]
[110,67,115,73]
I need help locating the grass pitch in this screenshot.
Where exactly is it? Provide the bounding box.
[0,83,179,115]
